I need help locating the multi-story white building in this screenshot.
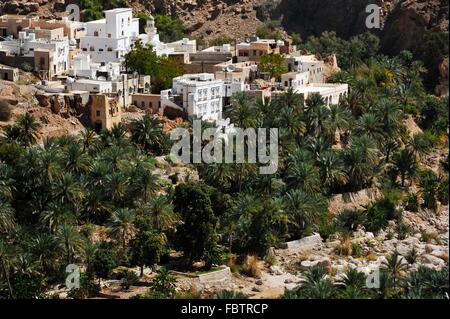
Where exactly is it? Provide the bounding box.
[161,73,224,121]
[80,8,141,63]
[281,71,310,89]
[0,31,69,76]
[285,54,325,84]
[69,53,121,80]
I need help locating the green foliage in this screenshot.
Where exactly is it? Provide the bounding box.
[124,41,183,93]
[129,219,165,275]
[209,36,234,47]
[149,268,176,298]
[403,265,449,299]
[300,31,380,69]
[81,0,128,22]
[92,246,116,280]
[335,209,366,232]
[216,290,248,299]
[67,272,101,299]
[256,21,283,40]
[154,15,186,43]
[173,182,218,263]
[258,53,288,79]
[364,196,401,233]
[404,193,419,212]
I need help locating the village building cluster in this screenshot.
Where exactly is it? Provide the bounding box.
[0,8,348,131]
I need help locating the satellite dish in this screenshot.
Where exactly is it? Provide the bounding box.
[224,65,235,73]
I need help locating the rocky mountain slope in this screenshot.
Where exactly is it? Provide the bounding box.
[1,0,448,48]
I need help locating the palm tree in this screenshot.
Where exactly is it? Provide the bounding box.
[356,113,385,145]
[80,128,98,152]
[383,251,407,289]
[30,234,59,274]
[0,201,15,234]
[40,201,73,233]
[343,135,379,189]
[392,149,418,187]
[285,160,321,195]
[305,94,330,137]
[283,189,327,236]
[227,93,258,129]
[275,107,305,145]
[130,115,169,155]
[130,161,159,202]
[144,196,177,232]
[15,113,42,147]
[105,172,129,205]
[53,173,84,208]
[0,163,14,202]
[338,268,367,290]
[0,240,15,298]
[296,265,335,299]
[204,162,233,191]
[407,133,433,160]
[324,104,352,144]
[108,208,135,252]
[56,224,84,265]
[64,141,91,174]
[316,150,348,192]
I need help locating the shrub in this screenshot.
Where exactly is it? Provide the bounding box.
[364,197,401,233]
[117,269,139,290]
[336,234,353,256]
[335,209,366,232]
[67,273,101,299]
[351,243,362,258]
[216,290,248,299]
[0,101,12,122]
[396,223,412,240]
[405,247,419,264]
[241,255,261,278]
[404,193,419,212]
[437,179,449,205]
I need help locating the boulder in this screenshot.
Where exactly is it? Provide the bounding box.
[421,254,445,267]
[281,233,323,251]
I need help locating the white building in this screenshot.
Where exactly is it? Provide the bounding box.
[293,83,348,106]
[80,8,141,63]
[285,54,325,84]
[65,78,112,94]
[161,73,224,121]
[281,71,310,89]
[0,31,69,75]
[144,15,196,57]
[69,53,121,80]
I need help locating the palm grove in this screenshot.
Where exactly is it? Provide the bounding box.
[0,30,449,299]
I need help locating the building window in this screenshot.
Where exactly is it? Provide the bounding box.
[96,110,101,116]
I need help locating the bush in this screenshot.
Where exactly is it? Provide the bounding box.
[351,243,362,258]
[240,255,261,278]
[335,209,366,232]
[437,179,449,205]
[396,223,412,240]
[364,197,401,233]
[405,247,419,264]
[404,193,419,212]
[67,273,101,299]
[0,101,12,122]
[216,290,248,299]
